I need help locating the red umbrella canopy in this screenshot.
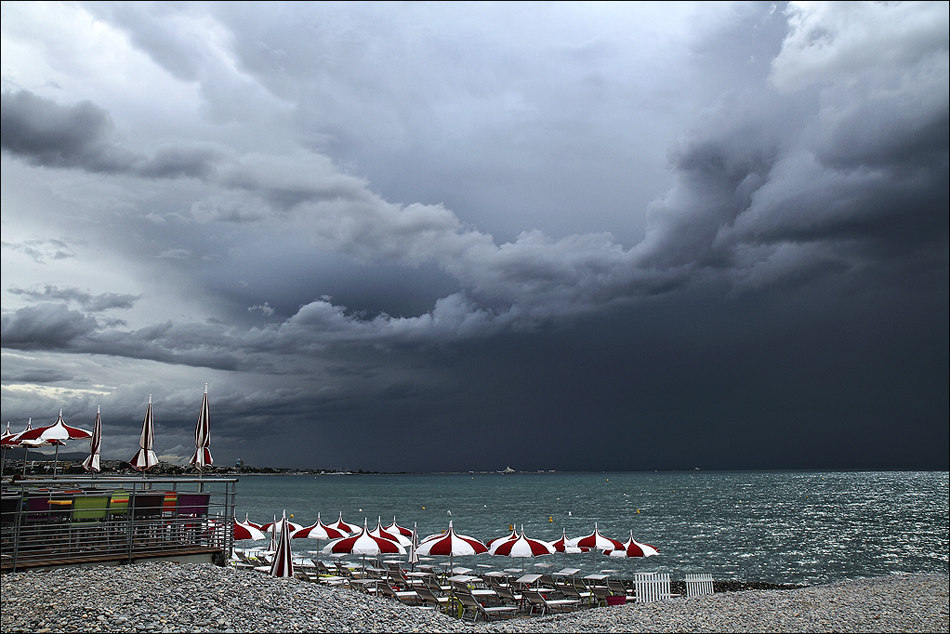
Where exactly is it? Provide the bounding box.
[1,418,34,447]
[322,519,406,556]
[575,523,624,552]
[292,513,345,540]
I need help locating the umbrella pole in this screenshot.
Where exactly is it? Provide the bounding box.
[22,446,28,478]
[53,444,60,477]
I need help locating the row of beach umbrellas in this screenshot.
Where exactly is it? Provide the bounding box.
[1,385,214,477]
[235,513,658,579]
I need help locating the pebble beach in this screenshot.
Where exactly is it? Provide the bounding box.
[1,562,947,633]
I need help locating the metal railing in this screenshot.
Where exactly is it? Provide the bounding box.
[1,476,236,572]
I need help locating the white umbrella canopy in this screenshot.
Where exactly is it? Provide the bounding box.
[292,513,346,541]
[575,522,624,568]
[234,518,267,541]
[189,384,213,471]
[15,410,92,476]
[81,407,103,474]
[323,519,406,569]
[383,516,414,538]
[129,396,159,473]
[262,516,304,535]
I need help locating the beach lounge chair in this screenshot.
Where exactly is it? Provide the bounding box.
[376,582,423,606]
[685,573,714,597]
[453,587,518,622]
[607,578,633,600]
[556,579,592,606]
[521,588,580,616]
[414,586,449,611]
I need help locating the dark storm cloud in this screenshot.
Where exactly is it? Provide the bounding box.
[0,304,99,349]
[9,285,140,312]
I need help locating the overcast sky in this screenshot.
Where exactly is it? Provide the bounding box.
[2,1,947,473]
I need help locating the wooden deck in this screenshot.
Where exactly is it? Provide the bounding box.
[2,545,223,573]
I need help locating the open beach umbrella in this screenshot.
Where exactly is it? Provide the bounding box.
[15,410,92,476]
[242,513,264,530]
[129,396,159,473]
[322,518,406,569]
[234,518,267,541]
[1,418,41,477]
[551,527,587,565]
[384,516,415,538]
[575,523,624,567]
[329,511,359,535]
[608,531,659,576]
[0,422,13,477]
[291,513,345,559]
[189,384,213,471]
[486,524,519,549]
[416,521,488,573]
[488,525,556,571]
[270,510,295,578]
[262,516,304,535]
[370,517,413,548]
[81,406,103,474]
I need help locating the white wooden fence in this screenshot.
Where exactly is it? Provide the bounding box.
[633,572,673,603]
[685,573,715,597]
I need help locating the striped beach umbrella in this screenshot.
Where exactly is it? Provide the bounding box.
[234,518,266,541]
[323,518,406,569]
[370,516,412,548]
[575,523,624,568]
[189,384,213,471]
[129,396,159,472]
[329,511,359,535]
[15,410,92,476]
[608,530,659,576]
[270,510,295,578]
[488,525,556,571]
[416,521,488,572]
[81,406,103,474]
[383,516,414,538]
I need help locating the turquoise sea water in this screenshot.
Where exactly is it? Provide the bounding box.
[233,470,949,586]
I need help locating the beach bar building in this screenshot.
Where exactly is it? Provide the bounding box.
[1,476,236,573]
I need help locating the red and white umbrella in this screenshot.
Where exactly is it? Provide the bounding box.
[608,530,659,576]
[270,510,295,578]
[407,522,420,568]
[575,523,624,567]
[1,421,17,477]
[262,516,304,535]
[329,511,359,535]
[416,521,488,572]
[234,518,266,541]
[15,410,92,476]
[189,384,213,471]
[384,516,414,538]
[1,418,46,478]
[81,407,103,474]
[575,523,624,552]
[292,513,345,541]
[323,518,406,568]
[486,524,519,549]
[551,527,587,554]
[129,396,159,473]
[608,531,659,558]
[488,525,556,571]
[242,513,263,530]
[369,516,412,548]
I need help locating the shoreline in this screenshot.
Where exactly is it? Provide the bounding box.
[2,563,947,633]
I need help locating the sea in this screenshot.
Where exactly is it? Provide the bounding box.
[232,470,949,587]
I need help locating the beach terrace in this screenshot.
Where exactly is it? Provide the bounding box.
[1,476,236,573]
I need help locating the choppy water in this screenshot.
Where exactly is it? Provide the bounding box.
[233,470,949,586]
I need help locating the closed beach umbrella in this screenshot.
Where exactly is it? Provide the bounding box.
[129,396,159,473]
[416,521,488,572]
[489,525,556,571]
[15,410,92,476]
[189,384,213,471]
[82,406,103,474]
[270,510,295,578]
[407,522,420,569]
